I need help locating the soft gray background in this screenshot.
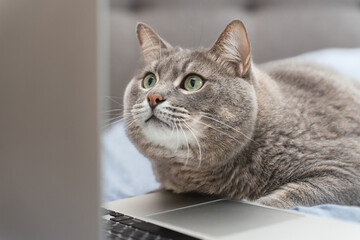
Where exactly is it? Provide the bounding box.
[109,0,360,113]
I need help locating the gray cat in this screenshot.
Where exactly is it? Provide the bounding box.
[123,20,360,208]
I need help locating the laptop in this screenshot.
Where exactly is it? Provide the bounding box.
[1,1,360,240]
[103,191,360,240]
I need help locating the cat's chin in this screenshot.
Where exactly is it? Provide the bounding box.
[142,121,179,151]
[145,115,171,128]
[141,117,198,152]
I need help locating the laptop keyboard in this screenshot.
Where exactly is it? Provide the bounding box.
[102,208,200,240]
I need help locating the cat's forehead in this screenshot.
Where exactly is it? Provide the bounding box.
[145,48,215,78]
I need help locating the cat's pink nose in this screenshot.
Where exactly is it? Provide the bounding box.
[147,93,164,108]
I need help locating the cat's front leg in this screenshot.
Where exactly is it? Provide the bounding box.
[255,178,358,209]
[256,193,293,208]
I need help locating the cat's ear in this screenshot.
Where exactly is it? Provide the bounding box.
[209,20,251,77]
[136,23,171,63]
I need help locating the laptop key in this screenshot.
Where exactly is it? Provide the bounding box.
[130,229,148,239]
[104,223,114,231]
[153,235,171,240]
[111,225,132,234]
[118,228,135,237]
[110,215,132,222]
[102,209,200,240]
[118,218,143,226]
[101,208,111,216]
[106,232,130,240]
[128,220,198,240]
[109,210,124,217]
[140,234,158,240]
[103,219,117,227]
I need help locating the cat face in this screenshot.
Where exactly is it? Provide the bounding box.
[124,20,258,166]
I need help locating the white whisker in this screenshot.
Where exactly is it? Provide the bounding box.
[174,120,180,152]
[124,119,138,129]
[131,108,147,114]
[107,110,139,122]
[104,108,123,113]
[121,112,132,116]
[170,122,175,136]
[103,118,124,129]
[104,115,124,124]
[104,104,145,129]
[106,97,123,107]
[183,120,202,167]
[191,118,243,145]
[177,119,190,167]
[105,95,123,99]
[200,113,257,144]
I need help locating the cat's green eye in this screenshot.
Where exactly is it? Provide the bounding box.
[143,73,157,89]
[183,75,203,92]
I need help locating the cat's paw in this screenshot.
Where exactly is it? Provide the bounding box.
[255,195,293,209]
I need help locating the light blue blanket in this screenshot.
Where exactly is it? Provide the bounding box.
[292,205,360,224]
[102,48,360,224]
